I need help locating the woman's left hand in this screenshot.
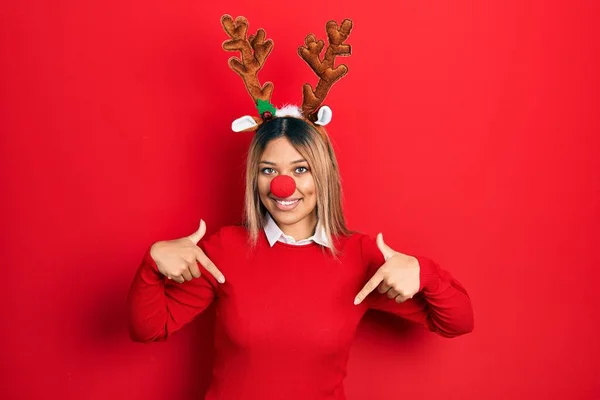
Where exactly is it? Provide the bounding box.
[354,233,420,305]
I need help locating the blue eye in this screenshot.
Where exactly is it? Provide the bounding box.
[260,166,309,175]
[261,167,275,175]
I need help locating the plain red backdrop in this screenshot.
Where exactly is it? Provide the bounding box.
[1,1,599,399]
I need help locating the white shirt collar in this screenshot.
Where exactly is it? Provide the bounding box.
[263,212,330,248]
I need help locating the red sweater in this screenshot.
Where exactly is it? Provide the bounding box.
[128,226,473,399]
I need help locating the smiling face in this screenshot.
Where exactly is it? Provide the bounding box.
[257,137,318,237]
[243,117,349,249]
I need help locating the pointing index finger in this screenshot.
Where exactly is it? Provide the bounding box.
[195,247,226,284]
[354,270,385,305]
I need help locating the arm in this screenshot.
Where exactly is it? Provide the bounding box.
[360,235,474,338]
[127,228,223,342]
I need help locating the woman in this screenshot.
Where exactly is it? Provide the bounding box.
[127,15,474,400]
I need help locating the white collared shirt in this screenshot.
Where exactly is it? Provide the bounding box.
[263,212,331,248]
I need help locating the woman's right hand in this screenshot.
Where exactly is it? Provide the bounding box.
[150,219,226,284]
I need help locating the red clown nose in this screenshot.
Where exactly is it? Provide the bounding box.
[270,175,296,199]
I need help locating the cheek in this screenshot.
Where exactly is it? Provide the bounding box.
[297,177,316,197]
[257,176,270,196]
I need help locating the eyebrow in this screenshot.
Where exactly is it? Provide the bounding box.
[259,159,307,166]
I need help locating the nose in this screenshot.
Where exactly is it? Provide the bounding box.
[270,175,296,198]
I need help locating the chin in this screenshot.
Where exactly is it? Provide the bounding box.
[267,206,315,227]
[269,208,305,226]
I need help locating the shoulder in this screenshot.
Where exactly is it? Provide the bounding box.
[332,231,378,257]
[335,230,383,267]
[203,224,249,247]
[220,225,250,244]
[198,225,248,263]
[334,230,375,248]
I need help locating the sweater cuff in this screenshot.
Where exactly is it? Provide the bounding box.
[417,256,440,292]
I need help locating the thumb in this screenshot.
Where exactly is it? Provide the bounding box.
[187,219,207,244]
[376,233,395,261]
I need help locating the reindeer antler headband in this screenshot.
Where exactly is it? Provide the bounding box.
[220,14,353,132]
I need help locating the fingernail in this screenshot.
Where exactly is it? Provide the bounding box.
[354,297,360,305]
[218,276,225,284]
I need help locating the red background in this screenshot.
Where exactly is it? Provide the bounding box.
[1,1,599,399]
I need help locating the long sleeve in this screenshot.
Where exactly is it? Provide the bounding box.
[361,235,474,338]
[127,229,223,342]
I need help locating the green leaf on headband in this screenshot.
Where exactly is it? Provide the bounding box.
[256,99,277,115]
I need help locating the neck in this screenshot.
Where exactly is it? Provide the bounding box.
[279,211,318,241]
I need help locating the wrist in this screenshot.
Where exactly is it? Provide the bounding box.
[149,241,165,262]
[417,256,440,292]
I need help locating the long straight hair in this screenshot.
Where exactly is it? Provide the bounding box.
[243,117,350,255]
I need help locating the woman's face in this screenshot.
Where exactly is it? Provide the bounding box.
[257,136,317,228]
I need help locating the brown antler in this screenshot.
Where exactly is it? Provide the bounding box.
[221,14,274,105]
[298,19,353,120]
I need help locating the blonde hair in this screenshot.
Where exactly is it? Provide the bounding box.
[243,117,350,255]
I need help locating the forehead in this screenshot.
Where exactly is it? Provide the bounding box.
[260,137,304,163]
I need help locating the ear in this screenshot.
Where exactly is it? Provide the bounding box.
[232,115,261,132]
[314,106,332,126]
